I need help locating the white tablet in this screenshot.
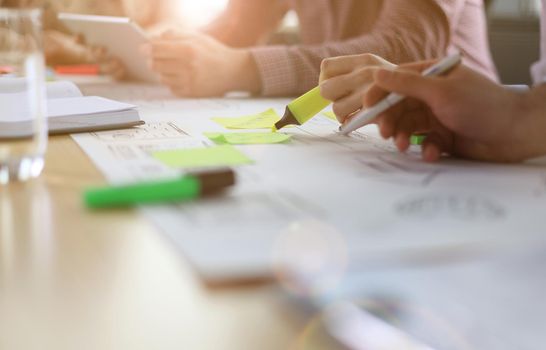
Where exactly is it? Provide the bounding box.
[58,13,159,83]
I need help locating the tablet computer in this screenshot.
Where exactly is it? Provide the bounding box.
[58,13,159,83]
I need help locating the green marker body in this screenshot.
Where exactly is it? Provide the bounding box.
[410,134,427,146]
[85,176,201,209]
[274,86,331,130]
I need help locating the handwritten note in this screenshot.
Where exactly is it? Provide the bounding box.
[152,145,253,169]
[212,108,281,129]
[204,132,291,145]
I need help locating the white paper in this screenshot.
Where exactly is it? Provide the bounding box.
[0,78,82,98]
[322,245,546,350]
[71,88,546,282]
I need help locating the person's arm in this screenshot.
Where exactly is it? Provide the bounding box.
[121,0,158,28]
[203,0,289,47]
[252,0,460,96]
[142,0,288,97]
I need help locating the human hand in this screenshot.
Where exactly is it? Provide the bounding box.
[43,30,93,65]
[91,46,126,80]
[319,54,397,123]
[142,31,260,97]
[365,62,545,163]
[44,31,126,80]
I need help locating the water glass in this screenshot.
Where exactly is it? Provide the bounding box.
[0,8,47,184]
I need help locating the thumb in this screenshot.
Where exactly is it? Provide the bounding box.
[374,68,441,101]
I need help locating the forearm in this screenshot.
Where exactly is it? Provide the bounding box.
[250,0,451,96]
[203,0,288,47]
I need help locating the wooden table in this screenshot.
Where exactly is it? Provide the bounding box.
[0,135,339,350]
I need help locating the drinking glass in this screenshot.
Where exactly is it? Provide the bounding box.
[0,8,47,184]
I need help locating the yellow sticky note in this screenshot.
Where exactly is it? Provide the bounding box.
[204,132,291,145]
[212,108,281,129]
[323,111,338,122]
[152,145,253,169]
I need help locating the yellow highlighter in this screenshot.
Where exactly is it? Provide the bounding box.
[274,86,331,131]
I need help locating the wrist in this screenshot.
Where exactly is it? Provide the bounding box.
[228,49,261,95]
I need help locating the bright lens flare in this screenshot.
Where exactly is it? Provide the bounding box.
[177,0,229,28]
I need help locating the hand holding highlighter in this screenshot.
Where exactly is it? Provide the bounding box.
[339,53,462,135]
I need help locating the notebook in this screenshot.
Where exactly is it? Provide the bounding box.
[0,79,143,139]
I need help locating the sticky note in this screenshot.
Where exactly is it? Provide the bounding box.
[152,145,253,168]
[288,86,331,125]
[212,108,281,129]
[323,111,338,121]
[204,132,291,145]
[410,134,427,146]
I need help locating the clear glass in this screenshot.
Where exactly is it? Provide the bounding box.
[0,8,47,184]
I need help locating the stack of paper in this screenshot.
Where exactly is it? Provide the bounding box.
[0,79,142,138]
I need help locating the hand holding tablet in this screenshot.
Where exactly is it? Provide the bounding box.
[58,13,159,83]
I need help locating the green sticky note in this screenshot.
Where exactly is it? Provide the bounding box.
[410,134,427,146]
[323,111,338,122]
[152,145,253,169]
[212,108,281,129]
[204,132,291,145]
[203,132,226,144]
[288,86,332,125]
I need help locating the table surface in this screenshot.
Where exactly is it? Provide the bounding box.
[0,85,340,350]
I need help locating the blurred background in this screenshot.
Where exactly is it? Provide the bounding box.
[180,0,541,85]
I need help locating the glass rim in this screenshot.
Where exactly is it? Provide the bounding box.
[0,8,42,18]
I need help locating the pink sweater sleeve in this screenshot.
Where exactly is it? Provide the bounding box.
[250,0,457,96]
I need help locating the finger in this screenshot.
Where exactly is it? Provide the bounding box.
[363,59,442,107]
[146,41,194,60]
[395,132,411,153]
[321,67,377,102]
[364,84,389,108]
[396,60,438,73]
[394,108,431,137]
[376,103,406,139]
[422,142,443,162]
[170,87,188,97]
[161,30,198,40]
[373,67,445,102]
[421,131,453,162]
[141,43,152,56]
[100,59,126,80]
[151,59,189,74]
[74,33,85,44]
[320,56,362,82]
[160,74,189,88]
[320,54,393,81]
[332,86,370,122]
[393,113,418,153]
[160,30,179,39]
[92,46,108,60]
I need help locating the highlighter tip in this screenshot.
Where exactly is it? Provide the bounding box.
[274,107,299,131]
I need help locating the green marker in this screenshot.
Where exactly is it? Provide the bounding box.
[410,134,427,146]
[274,86,331,130]
[84,169,235,209]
